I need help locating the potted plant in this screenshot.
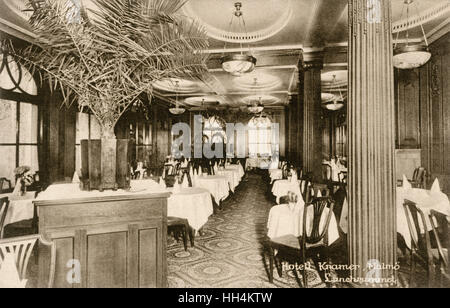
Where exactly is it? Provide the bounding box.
[2,0,209,191]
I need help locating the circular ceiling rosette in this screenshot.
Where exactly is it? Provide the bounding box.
[184,96,223,107]
[232,72,282,91]
[182,0,293,43]
[152,78,200,93]
[242,95,280,106]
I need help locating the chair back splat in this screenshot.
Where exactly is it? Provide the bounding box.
[0,234,56,288]
[0,197,9,239]
[302,197,335,246]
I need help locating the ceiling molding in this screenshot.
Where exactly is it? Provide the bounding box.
[392,2,450,33]
[183,0,294,44]
[427,18,450,45]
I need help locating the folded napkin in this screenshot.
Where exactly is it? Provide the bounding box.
[189,166,194,177]
[402,175,412,190]
[199,168,203,176]
[72,171,80,184]
[0,253,27,288]
[11,179,22,196]
[182,176,189,188]
[290,171,297,182]
[159,177,166,189]
[431,178,441,193]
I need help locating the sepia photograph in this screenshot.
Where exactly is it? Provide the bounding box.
[0,0,449,294]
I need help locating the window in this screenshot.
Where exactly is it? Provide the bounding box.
[75,112,101,172]
[203,116,226,144]
[248,116,273,157]
[0,55,39,187]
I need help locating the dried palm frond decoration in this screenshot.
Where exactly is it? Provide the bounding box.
[2,0,209,138]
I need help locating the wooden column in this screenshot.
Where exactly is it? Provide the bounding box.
[301,58,323,180]
[348,0,397,286]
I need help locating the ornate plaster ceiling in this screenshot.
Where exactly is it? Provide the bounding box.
[0,0,448,111]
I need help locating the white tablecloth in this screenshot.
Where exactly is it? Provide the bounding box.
[267,202,340,245]
[340,187,450,249]
[271,179,302,204]
[0,192,36,226]
[246,157,272,170]
[269,169,283,183]
[194,175,229,203]
[167,187,213,231]
[216,169,240,192]
[225,164,245,179]
[323,161,347,182]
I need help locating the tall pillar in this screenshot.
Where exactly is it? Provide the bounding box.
[301,56,323,180]
[348,0,397,286]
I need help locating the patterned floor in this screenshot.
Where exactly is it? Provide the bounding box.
[167,172,333,288]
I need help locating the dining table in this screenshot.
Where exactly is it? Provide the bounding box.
[224,163,245,180]
[193,175,230,204]
[167,187,213,232]
[245,157,272,170]
[216,168,240,192]
[269,169,283,183]
[339,185,450,249]
[0,191,37,228]
[271,179,302,204]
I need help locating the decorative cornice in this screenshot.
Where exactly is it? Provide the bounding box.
[182,0,293,44]
[392,2,450,33]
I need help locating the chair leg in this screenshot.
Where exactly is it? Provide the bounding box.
[410,252,415,287]
[181,226,188,251]
[268,245,274,283]
[428,261,435,288]
[188,225,195,247]
[302,251,308,288]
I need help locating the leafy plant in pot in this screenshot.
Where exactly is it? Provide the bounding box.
[2,0,209,191]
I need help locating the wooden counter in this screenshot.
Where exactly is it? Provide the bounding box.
[35,190,170,288]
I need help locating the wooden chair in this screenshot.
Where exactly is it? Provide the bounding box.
[411,167,428,189]
[267,197,335,288]
[0,234,56,288]
[0,178,12,194]
[403,200,441,287]
[0,197,9,239]
[167,217,194,251]
[429,210,449,285]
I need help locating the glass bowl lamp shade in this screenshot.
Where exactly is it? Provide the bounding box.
[221,54,257,76]
[169,107,186,115]
[323,100,345,111]
[393,44,431,69]
[248,104,264,114]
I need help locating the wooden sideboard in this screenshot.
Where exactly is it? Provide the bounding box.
[34,192,170,288]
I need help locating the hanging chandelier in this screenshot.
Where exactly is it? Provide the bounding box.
[169,81,186,115]
[393,0,431,69]
[248,97,264,114]
[221,2,257,76]
[247,78,264,113]
[323,75,345,111]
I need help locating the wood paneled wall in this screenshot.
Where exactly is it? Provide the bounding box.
[394,33,450,193]
[41,95,173,184]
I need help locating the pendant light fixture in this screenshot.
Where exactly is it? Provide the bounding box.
[323,75,345,111]
[393,0,431,69]
[169,81,186,115]
[247,78,264,114]
[221,2,257,76]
